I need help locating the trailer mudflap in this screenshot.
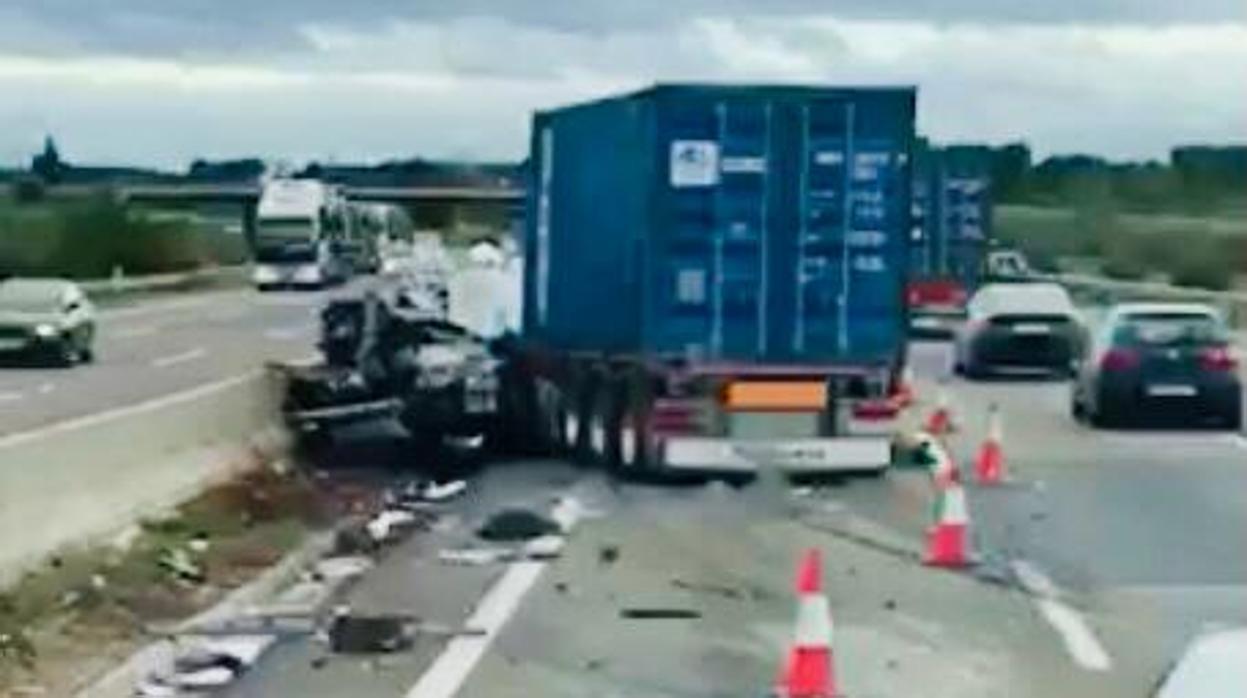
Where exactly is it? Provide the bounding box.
[661,436,891,473]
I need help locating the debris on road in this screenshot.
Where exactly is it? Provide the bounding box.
[135,635,271,696]
[328,612,412,654]
[477,508,560,541]
[437,548,511,566]
[670,578,745,600]
[312,556,373,583]
[386,479,469,509]
[619,608,702,620]
[522,534,566,559]
[597,544,620,566]
[365,509,418,543]
[422,480,467,502]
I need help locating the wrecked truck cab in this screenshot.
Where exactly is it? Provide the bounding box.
[279,291,514,459]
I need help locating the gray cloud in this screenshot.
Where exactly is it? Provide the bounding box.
[1,1,1243,58]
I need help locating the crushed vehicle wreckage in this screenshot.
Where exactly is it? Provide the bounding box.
[275,287,521,460]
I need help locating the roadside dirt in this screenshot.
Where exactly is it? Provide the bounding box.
[0,460,379,698]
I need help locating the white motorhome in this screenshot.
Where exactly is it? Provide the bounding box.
[252,179,354,289]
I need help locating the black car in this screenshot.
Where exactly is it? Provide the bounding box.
[1071,303,1242,429]
[953,282,1086,378]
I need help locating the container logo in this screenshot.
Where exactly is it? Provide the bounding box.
[670,140,720,188]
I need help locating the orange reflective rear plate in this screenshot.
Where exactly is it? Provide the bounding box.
[723,381,826,412]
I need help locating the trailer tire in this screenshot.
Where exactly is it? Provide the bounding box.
[589,376,622,471]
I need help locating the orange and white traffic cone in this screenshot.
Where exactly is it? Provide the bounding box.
[975,404,1006,485]
[923,386,953,436]
[924,483,972,568]
[775,549,837,698]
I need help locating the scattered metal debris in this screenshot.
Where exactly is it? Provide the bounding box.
[437,548,511,566]
[671,578,744,600]
[365,509,418,543]
[523,534,565,560]
[313,556,373,582]
[437,534,566,566]
[135,636,272,696]
[422,480,468,502]
[619,608,702,620]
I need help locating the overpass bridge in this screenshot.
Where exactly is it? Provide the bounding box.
[14,182,526,243]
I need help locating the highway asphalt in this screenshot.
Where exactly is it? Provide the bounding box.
[0,283,369,437]
[6,276,1241,694]
[213,336,1247,697]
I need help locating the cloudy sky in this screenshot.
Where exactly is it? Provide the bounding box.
[1,1,1244,169]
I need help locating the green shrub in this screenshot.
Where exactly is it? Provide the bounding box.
[0,196,244,278]
[1165,237,1236,290]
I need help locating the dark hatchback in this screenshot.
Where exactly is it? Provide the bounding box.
[1072,304,1242,429]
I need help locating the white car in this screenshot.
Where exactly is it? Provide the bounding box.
[0,278,96,366]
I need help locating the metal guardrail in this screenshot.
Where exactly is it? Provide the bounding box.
[1042,273,1247,328]
[78,265,249,298]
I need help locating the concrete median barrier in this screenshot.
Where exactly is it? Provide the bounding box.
[0,368,288,585]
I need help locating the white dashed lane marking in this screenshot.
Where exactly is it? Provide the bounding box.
[151,347,207,369]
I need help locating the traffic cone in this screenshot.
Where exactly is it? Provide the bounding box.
[975,405,1006,485]
[924,484,972,568]
[923,386,953,435]
[775,549,837,698]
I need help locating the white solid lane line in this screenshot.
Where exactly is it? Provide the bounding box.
[37,383,54,395]
[0,391,24,404]
[263,324,314,341]
[151,347,207,369]
[404,496,587,698]
[1011,560,1113,672]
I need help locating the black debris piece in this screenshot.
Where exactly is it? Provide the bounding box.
[598,544,620,566]
[619,608,702,620]
[671,578,744,600]
[173,650,246,675]
[477,509,560,542]
[554,582,569,594]
[883,599,897,611]
[328,614,412,654]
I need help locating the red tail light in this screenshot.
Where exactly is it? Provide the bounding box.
[1200,346,1239,372]
[1100,348,1140,371]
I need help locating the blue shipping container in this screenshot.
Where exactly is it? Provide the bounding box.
[524,84,916,368]
[910,144,993,288]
